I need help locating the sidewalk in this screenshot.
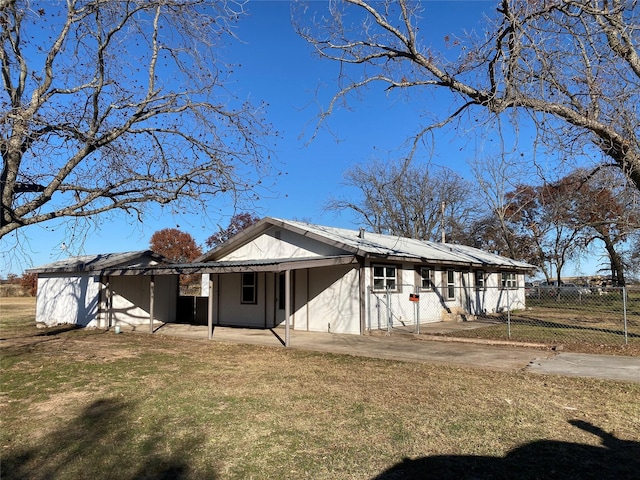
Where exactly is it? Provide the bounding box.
[144,322,640,383]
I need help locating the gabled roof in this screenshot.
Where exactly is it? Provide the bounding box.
[198,217,537,271]
[27,250,171,274]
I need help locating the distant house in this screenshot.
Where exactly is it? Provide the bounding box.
[28,251,176,328]
[29,218,536,339]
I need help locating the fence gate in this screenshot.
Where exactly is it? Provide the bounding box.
[368,285,421,334]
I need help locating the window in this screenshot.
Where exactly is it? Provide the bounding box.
[418,267,434,290]
[373,265,397,291]
[241,272,257,304]
[446,270,455,300]
[501,272,517,289]
[475,271,486,290]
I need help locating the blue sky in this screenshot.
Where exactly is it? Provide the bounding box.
[1,1,603,277]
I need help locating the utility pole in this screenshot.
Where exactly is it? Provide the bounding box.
[441,201,446,243]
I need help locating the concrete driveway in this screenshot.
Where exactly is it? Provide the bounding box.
[527,352,640,383]
[145,322,640,383]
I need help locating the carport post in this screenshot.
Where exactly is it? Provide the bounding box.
[149,275,155,334]
[208,276,214,340]
[105,276,112,329]
[285,269,290,347]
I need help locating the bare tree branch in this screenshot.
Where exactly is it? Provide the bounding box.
[325,158,480,242]
[1,0,274,241]
[294,0,640,189]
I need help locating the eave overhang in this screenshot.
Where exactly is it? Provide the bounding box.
[102,255,360,276]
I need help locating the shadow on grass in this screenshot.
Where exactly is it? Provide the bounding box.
[0,324,82,342]
[373,420,639,480]
[3,398,216,480]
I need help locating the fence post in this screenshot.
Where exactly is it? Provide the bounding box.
[367,286,372,333]
[507,288,512,339]
[623,287,628,345]
[415,286,420,335]
[386,286,392,334]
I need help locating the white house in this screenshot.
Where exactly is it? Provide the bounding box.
[28,251,177,328]
[29,218,536,341]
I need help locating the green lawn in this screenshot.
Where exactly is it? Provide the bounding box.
[1,298,639,479]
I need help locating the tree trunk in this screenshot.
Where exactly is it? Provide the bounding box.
[602,237,626,287]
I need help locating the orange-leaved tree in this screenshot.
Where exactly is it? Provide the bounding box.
[150,228,202,289]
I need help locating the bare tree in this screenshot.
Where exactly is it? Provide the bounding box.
[469,153,533,258]
[626,234,640,280]
[1,1,273,242]
[503,184,555,280]
[205,211,259,247]
[326,158,479,242]
[504,180,588,284]
[295,0,640,190]
[565,168,640,286]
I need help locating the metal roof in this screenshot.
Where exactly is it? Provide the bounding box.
[103,255,358,275]
[220,218,537,270]
[27,250,170,274]
[29,218,536,276]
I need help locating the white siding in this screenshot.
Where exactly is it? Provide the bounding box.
[366,263,443,328]
[35,273,177,328]
[36,273,101,327]
[109,275,177,327]
[364,265,530,330]
[292,269,309,331]
[221,228,345,261]
[217,272,267,328]
[201,274,211,296]
[465,271,526,314]
[211,266,362,334]
[306,265,360,334]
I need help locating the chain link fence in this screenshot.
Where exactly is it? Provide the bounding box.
[368,284,640,348]
[513,285,638,347]
[368,284,422,334]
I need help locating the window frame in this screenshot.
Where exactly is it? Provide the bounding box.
[417,266,434,291]
[444,269,455,300]
[501,272,518,290]
[241,272,258,304]
[372,264,399,292]
[475,270,486,291]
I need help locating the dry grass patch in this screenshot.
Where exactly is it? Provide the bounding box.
[441,321,640,356]
[2,298,639,479]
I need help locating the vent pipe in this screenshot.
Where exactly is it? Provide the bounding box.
[441,201,446,243]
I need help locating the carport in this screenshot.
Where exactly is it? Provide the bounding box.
[103,254,360,347]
